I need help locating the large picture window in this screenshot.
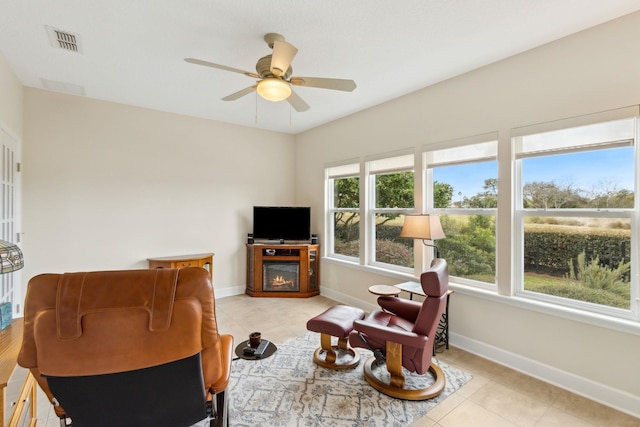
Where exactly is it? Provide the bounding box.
[425,136,498,286]
[514,113,636,315]
[323,106,639,323]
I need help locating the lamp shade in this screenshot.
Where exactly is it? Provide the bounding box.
[399,214,446,241]
[0,240,23,273]
[256,78,292,102]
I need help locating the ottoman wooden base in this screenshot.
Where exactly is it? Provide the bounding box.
[307,305,365,370]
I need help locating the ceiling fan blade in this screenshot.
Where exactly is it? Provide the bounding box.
[270,40,298,77]
[290,76,357,92]
[222,85,257,101]
[286,89,310,112]
[184,58,259,78]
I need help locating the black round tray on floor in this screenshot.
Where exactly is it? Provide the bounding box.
[234,339,277,360]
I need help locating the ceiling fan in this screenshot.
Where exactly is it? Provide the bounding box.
[185,33,357,112]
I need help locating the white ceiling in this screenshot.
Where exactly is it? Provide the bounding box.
[2,1,640,134]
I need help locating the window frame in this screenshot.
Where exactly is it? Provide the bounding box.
[512,110,638,320]
[366,151,415,272]
[322,106,640,325]
[423,134,499,289]
[325,161,361,262]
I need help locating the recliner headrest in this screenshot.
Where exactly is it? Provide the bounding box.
[56,269,180,340]
[420,258,448,297]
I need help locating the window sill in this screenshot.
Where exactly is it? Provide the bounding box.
[323,255,640,337]
[322,255,416,282]
[452,284,640,337]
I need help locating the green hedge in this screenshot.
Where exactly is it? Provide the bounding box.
[524,224,630,276]
[336,221,630,280]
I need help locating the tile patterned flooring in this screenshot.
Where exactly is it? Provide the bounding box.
[39,294,640,427]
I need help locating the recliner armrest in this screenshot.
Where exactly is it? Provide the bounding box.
[209,334,234,395]
[353,319,429,348]
[377,296,422,322]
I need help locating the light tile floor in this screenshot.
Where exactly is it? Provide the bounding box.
[39,294,640,427]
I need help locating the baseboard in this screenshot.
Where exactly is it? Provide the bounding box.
[215,285,246,299]
[319,287,379,313]
[451,333,640,419]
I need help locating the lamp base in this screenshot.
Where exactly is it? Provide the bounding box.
[0,302,11,330]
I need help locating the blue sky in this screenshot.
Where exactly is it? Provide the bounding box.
[434,147,634,200]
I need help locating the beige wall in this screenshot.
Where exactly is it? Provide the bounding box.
[0,53,23,137]
[295,11,640,416]
[22,89,295,294]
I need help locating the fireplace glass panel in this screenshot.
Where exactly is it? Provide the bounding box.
[263,261,300,292]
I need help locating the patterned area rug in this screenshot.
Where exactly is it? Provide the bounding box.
[225,332,472,427]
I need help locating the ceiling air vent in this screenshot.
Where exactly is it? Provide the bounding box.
[46,26,82,53]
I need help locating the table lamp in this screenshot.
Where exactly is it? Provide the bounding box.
[0,239,24,330]
[399,214,446,258]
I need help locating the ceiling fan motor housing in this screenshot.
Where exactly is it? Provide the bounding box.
[256,55,292,79]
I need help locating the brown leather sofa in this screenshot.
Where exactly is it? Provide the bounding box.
[18,267,233,427]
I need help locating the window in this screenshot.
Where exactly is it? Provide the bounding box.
[425,136,498,286]
[514,112,637,316]
[323,106,639,323]
[326,163,360,259]
[368,154,414,269]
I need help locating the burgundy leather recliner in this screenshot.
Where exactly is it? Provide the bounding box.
[18,267,233,427]
[349,258,449,400]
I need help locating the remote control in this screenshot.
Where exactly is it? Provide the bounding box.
[253,340,270,358]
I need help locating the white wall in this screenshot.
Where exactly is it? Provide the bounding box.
[295,11,640,417]
[0,53,22,136]
[22,89,295,294]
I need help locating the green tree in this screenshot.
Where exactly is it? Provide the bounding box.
[463,178,498,208]
[334,176,359,208]
[375,172,414,208]
[523,180,586,208]
[334,177,359,241]
[375,171,414,226]
[434,181,453,208]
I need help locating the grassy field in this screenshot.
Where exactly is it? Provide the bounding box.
[524,272,630,309]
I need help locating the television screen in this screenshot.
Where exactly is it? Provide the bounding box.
[253,206,311,241]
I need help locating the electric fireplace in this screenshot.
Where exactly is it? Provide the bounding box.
[263,261,299,292]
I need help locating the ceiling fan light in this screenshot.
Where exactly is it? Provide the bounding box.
[256,78,291,102]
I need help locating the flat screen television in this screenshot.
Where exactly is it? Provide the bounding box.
[253,206,311,241]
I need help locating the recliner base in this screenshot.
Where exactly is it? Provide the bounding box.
[362,356,446,401]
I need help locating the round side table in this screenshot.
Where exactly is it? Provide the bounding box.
[234,339,277,360]
[368,284,400,297]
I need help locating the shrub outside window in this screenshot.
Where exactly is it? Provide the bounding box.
[514,114,636,316]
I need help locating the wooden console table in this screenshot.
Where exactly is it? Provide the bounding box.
[1,318,38,427]
[147,253,214,282]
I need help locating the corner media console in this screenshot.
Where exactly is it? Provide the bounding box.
[246,243,319,298]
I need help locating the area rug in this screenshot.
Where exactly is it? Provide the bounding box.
[225,332,472,427]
